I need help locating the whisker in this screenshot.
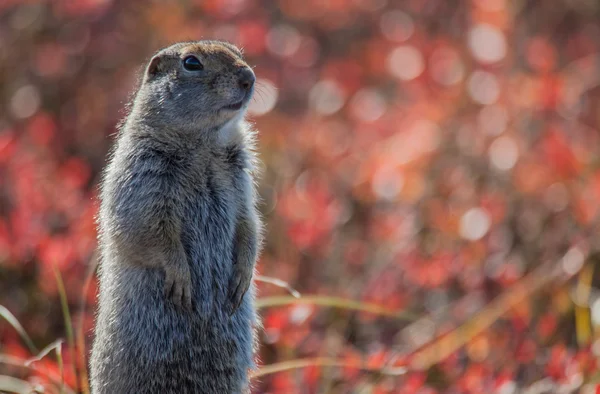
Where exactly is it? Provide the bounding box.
[253,86,267,105]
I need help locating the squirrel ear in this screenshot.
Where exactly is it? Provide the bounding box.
[146,55,162,77]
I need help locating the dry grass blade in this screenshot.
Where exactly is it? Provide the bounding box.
[573,263,594,346]
[254,275,301,298]
[406,258,580,370]
[256,295,415,320]
[251,357,407,379]
[0,305,38,354]
[0,375,34,393]
[0,354,76,394]
[25,339,64,367]
[76,333,90,394]
[52,265,77,393]
[26,339,65,393]
[75,251,98,394]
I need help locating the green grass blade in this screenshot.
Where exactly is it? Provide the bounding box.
[0,305,38,354]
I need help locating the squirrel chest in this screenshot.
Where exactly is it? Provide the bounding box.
[179,146,245,270]
[164,144,248,299]
[109,141,249,306]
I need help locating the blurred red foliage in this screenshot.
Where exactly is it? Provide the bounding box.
[1,0,600,393]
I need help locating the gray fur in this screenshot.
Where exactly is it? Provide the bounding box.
[90,41,263,394]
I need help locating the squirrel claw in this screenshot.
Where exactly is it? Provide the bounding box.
[229,278,245,316]
[228,272,249,316]
[164,265,193,310]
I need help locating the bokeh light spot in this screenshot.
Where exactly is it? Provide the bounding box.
[468,24,506,64]
[561,247,584,275]
[309,80,345,115]
[290,304,312,325]
[290,37,319,68]
[402,317,435,348]
[372,167,404,200]
[266,25,301,58]
[389,119,441,165]
[489,136,518,171]
[349,88,386,122]
[468,70,500,105]
[387,46,424,81]
[10,85,41,119]
[460,208,491,241]
[497,381,517,394]
[591,298,600,327]
[429,46,464,86]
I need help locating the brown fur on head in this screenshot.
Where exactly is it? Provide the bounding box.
[131,40,255,134]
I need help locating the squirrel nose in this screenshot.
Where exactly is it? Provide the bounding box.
[238,68,255,91]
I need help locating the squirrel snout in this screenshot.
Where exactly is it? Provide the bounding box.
[238,68,255,91]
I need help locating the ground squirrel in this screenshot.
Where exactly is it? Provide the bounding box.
[90,41,263,393]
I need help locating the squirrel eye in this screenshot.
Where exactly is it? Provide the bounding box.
[183,56,204,71]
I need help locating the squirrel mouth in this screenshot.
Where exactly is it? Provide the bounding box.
[223,100,244,111]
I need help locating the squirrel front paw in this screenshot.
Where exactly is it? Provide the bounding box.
[164,260,192,310]
[228,263,252,315]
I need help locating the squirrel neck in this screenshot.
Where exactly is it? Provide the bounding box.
[125,105,247,151]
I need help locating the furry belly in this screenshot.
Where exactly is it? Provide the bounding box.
[90,264,256,394]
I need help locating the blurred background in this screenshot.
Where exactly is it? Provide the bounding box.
[1,0,600,393]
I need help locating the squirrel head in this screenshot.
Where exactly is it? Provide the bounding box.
[134,40,255,134]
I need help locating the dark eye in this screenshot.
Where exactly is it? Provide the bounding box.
[183,56,203,71]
